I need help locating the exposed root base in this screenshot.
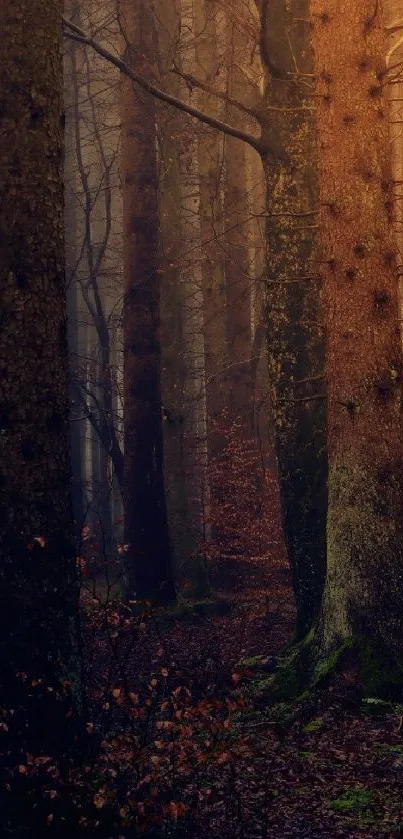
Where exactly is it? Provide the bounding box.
[258,630,403,704]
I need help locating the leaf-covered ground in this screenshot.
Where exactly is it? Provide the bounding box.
[77,545,403,838]
[4,457,403,836]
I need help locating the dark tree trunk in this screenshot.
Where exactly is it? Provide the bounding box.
[65,2,85,544]
[259,0,328,637]
[121,0,175,602]
[0,0,82,753]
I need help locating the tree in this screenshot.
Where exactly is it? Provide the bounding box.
[65,0,124,551]
[313,0,403,661]
[65,0,86,538]
[120,0,176,602]
[195,0,228,457]
[386,0,403,279]
[157,0,209,595]
[258,0,328,638]
[64,0,326,636]
[0,0,81,752]
[223,13,252,432]
[173,0,212,586]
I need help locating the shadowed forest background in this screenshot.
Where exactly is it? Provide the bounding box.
[2,0,403,836]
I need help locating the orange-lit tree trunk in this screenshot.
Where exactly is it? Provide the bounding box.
[120,0,175,602]
[0,0,81,751]
[313,0,403,658]
[385,3,403,310]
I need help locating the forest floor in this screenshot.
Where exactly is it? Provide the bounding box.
[79,543,403,839]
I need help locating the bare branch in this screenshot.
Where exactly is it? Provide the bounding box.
[170,62,263,122]
[62,16,271,156]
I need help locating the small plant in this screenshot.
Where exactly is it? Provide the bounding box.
[329,788,372,811]
[302,717,324,734]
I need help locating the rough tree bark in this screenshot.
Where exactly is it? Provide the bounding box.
[0,0,81,750]
[259,0,328,637]
[313,0,403,657]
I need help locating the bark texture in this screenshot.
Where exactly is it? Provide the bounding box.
[0,0,81,745]
[260,0,327,636]
[313,0,403,652]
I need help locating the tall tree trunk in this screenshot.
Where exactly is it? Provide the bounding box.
[0,0,81,750]
[65,17,86,539]
[385,2,403,311]
[223,18,252,431]
[173,0,211,584]
[259,0,328,637]
[313,0,403,654]
[156,0,201,592]
[196,0,228,457]
[245,145,271,453]
[120,0,176,602]
[111,331,124,534]
[68,15,123,539]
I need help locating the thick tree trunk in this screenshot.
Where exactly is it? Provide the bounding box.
[0,0,81,748]
[313,0,403,654]
[121,0,175,602]
[259,0,327,637]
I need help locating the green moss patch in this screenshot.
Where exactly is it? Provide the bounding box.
[314,637,353,683]
[302,716,324,733]
[329,788,372,812]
